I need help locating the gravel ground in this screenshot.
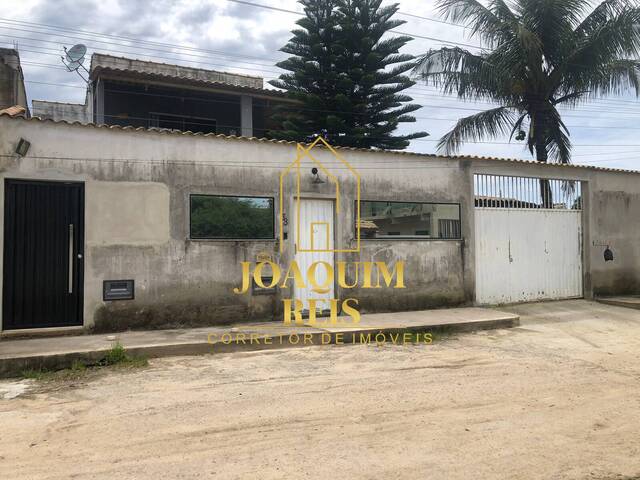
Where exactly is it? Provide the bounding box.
[1,299,639,480]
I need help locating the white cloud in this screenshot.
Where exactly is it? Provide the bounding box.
[3,0,640,170]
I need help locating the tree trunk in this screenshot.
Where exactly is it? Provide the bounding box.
[535,135,553,208]
[539,178,553,209]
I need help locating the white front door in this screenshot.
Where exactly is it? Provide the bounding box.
[294,199,335,312]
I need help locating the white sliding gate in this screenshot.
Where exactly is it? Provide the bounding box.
[474,175,583,305]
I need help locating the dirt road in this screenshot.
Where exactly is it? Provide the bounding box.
[1,300,640,479]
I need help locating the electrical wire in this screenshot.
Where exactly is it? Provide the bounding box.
[6,27,640,113]
[0,20,640,109]
[15,57,640,117]
[4,6,640,156]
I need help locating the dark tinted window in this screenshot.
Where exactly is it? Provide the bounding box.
[190,195,274,239]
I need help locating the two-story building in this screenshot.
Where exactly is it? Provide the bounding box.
[32,53,293,138]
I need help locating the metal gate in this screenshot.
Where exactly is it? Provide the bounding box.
[474,174,582,304]
[3,179,84,329]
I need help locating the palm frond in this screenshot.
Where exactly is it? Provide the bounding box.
[413,47,507,101]
[416,0,639,166]
[546,129,572,165]
[561,180,576,197]
[438,106,516,154]
[509,113,528,141]
[516,0,586,65]
[488,0,517,22]
[579,59,640,97]
[566,6,640,77]
[514,23,544,63]
[545,108,572,164]
[574,0,630,37]
[517,0,586,29]
[552,91,589,106]
[436,0,513,45]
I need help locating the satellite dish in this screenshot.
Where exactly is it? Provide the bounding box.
[63,44,87,72]
[66,44,86,63]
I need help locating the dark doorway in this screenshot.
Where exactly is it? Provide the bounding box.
[3,179,84,329]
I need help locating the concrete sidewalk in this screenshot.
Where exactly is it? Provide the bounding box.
[0,307,519,376]
[596,296,640,310]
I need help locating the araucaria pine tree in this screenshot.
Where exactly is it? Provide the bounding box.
[269,0,428,149]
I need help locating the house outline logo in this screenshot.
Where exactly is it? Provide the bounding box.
[279,136,361,254]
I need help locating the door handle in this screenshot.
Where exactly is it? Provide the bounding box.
[68,223,74,294]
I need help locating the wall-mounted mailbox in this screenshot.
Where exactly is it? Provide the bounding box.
[103,280,135,301]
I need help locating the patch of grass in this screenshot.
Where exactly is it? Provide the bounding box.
[21,369,50,381]
[20,362,89,382]
[103,342,128,365]
[19,342,147,382]
[71,359,87,371]
[99,342,149,368]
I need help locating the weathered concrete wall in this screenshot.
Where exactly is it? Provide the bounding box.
[349,241,466,312]
[0,117,473,331]
[588,176,640,296]
[0,48,28,113]
[86,182,170,246]
[32,100,89,123]
[5,116,638,332]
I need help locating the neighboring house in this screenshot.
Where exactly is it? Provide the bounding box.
[0,48,29,116]
[31,99,89,123]
[32,53,294,137]
[361,201,461,239]
[476,196,534,208]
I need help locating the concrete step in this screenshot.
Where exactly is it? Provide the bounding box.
[596,296,640,310]
[0,307,519,377]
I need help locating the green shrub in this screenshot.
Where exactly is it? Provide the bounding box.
[103,342,128,365]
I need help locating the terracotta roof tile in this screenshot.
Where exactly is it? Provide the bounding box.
[0,105,26,117]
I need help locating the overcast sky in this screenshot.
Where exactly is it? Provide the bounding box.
[3,0,640,170]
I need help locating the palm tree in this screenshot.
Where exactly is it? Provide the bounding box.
[414,0,640,207]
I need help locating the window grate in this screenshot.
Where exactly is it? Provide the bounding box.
[474,174,581,210]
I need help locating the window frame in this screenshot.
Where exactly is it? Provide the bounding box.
[189,193,276,241]
[356,199,462,241]
[149,111,218,134]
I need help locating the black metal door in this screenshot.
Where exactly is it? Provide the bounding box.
[3,180,84,329]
